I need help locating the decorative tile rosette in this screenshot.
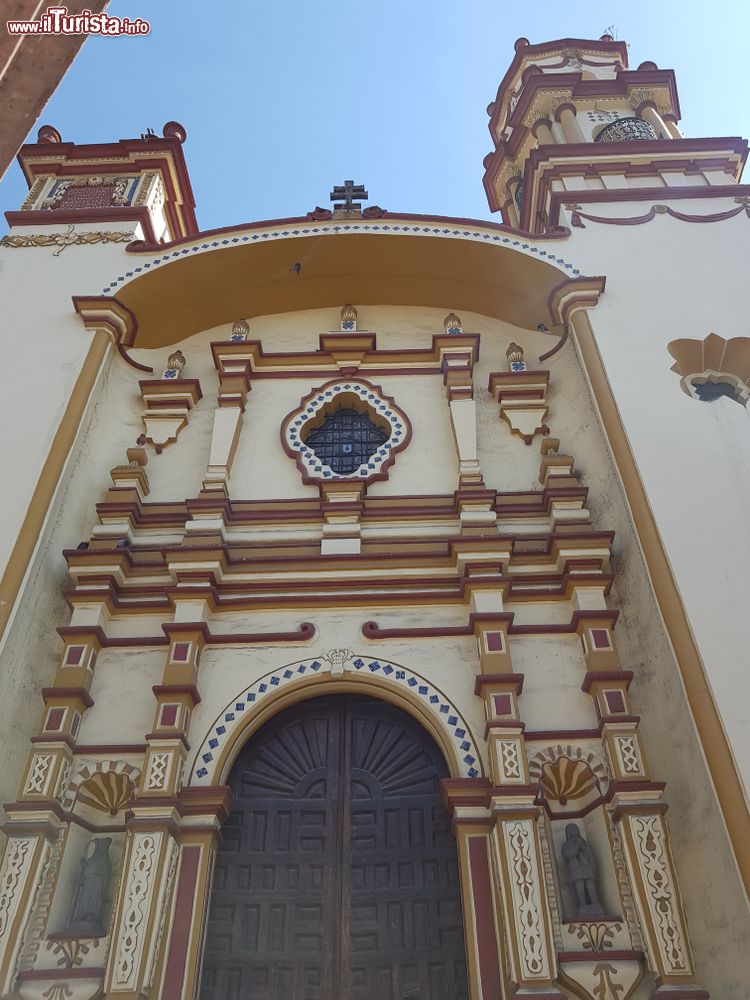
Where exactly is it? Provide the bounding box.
[281,378,410,483]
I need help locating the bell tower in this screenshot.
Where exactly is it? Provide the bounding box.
[483,34,746,232]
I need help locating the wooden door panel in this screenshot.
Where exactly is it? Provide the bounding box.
[200,695,469,1000]
[345,699,469,1000]
[199,699,340,1000]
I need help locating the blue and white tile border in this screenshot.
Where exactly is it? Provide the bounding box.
[102,219,581,294]
[282,379,408,481]
[190,653,482,784]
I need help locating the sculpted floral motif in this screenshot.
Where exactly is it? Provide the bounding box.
[113,832,161,988]
[0,227,132,256]
[25,754,55,795]
[66,760,140,811]
[0,839,33,941]
[142,838,179,990]
[668,331,750,403]
[502,820,549,979]
[569,920,622,951]
[540,755,599,804]
[41,985,73,1000]
[498,740,522,780]
[320,648,354,675]
[54,759,72,805]
[631,815,689,973]
[19,836,60,973]
[538,818,563,951]
[592,962,625,999]
[46,936,97,969]
[615,736,642,776]
[77,771,135,815]
[144,752,171,792]
[529,744,610,791]
[607,812,644,952]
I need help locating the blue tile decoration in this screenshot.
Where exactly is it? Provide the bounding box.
[191,654,482,783]
[100,219,581,294]
[284,380,407,482]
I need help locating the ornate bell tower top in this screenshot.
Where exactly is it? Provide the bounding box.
[8,120,198,243]
[483,35,747,232]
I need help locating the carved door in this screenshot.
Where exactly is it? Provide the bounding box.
[199,695,469,1000]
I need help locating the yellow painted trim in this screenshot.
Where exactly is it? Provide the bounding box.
[572,310,750,898]
[115,230,568,348]
[0,331,110,643]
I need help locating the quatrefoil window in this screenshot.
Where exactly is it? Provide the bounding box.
[304,408,390,475]
[282,380,410,482]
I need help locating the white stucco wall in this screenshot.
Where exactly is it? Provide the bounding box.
[560,202,750,802]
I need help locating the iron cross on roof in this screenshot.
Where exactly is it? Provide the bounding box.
[330,180,368,211]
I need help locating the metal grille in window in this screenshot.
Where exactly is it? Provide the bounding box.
[514,180,524,214]
[303,408,390,475]
[595,117,658,143]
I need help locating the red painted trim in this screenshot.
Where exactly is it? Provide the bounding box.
[73,743,147,754]
[42,686,94,708]
[72,293,139,348]
[474,673,525,696]
[57,625,108,645]
[520,138,747,229]
[153,684,201,705]
[526,729,602,741]
[558,949,644,963]
[582,670,634,693]
[208,622,315,644]
[56,623,314,649]
[543,169,749,230]
[162,621,211,642]
[124,210,571,255]
[118,344,154,373]
[17,968,105,981]
[540,796,605,820]
[144,731,190,749]
[468,836,504,998]
[162,845,200,1000]
[651,986,709,999]
[566,201,750,229]
[363,609,617,641]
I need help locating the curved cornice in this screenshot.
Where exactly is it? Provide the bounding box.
[87,215,581,350]
[486,37,630,137]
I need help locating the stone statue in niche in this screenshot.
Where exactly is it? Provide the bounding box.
[562,823,605,918]
[66,837,112,936]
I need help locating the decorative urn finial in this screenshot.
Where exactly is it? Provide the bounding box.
[164,349,186,379]
[506,342,527,372]
[444,313,463,335]
[340,304,358,331]
[231,318,250,342]
[37,124,62,144]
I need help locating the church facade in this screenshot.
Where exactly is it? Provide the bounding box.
[0,33,748,1000]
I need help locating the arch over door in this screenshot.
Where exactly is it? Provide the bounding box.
[199,695,469,1000]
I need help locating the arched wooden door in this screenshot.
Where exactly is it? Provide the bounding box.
[199,694,470,1000]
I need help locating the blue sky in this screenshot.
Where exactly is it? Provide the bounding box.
[2,1,748,231]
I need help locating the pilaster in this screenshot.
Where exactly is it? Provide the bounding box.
[103,811,180,999]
